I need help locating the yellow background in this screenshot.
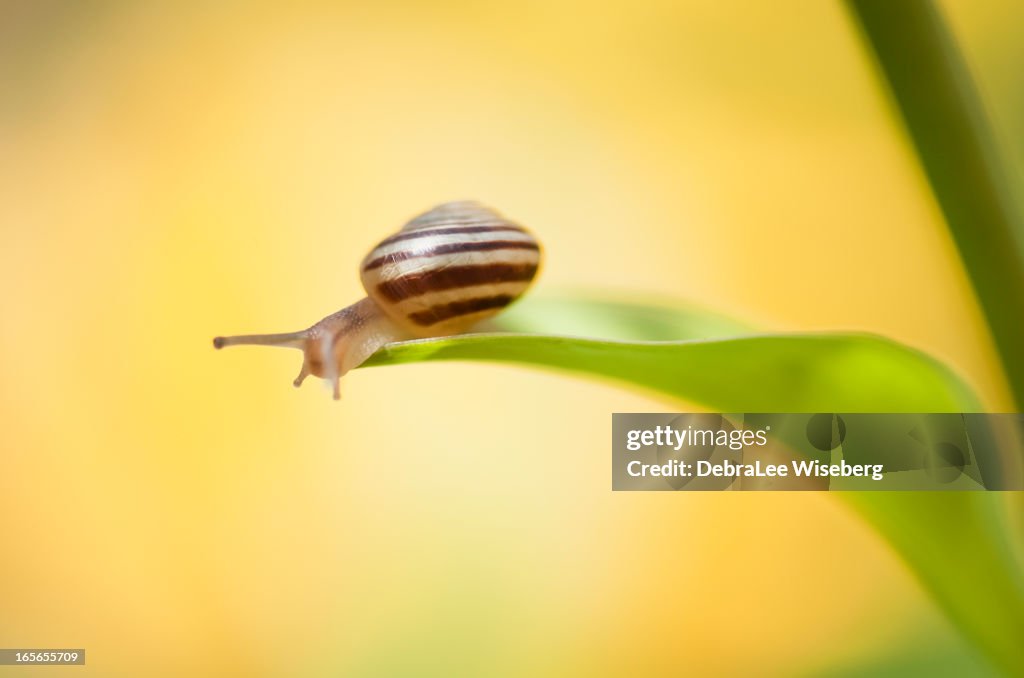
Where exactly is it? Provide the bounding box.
[0,1,1020,675]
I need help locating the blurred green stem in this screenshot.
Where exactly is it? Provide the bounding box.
[847,0,1024,409]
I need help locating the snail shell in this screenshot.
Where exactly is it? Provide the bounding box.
[361,201,541,335]
[214,201,541,398]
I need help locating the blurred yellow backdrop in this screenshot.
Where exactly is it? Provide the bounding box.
[0,1,1019,676]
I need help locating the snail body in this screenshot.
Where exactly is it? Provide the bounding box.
[213,201,541,399]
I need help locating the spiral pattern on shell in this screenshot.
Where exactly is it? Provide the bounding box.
[360,201,541,335]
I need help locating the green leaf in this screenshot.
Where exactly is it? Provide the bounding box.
[365,301,978,413]
[844,493,1024,677]
[492,292,752,341]
[801,621,1001,678]
[846,0,1024,408]
[361,296,1022,676]
[841,6,1024,670]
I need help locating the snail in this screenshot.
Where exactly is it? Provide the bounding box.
[213,201,542,399]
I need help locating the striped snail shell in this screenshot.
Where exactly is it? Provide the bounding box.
[361,201,541,335]
[214,201,541,399]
